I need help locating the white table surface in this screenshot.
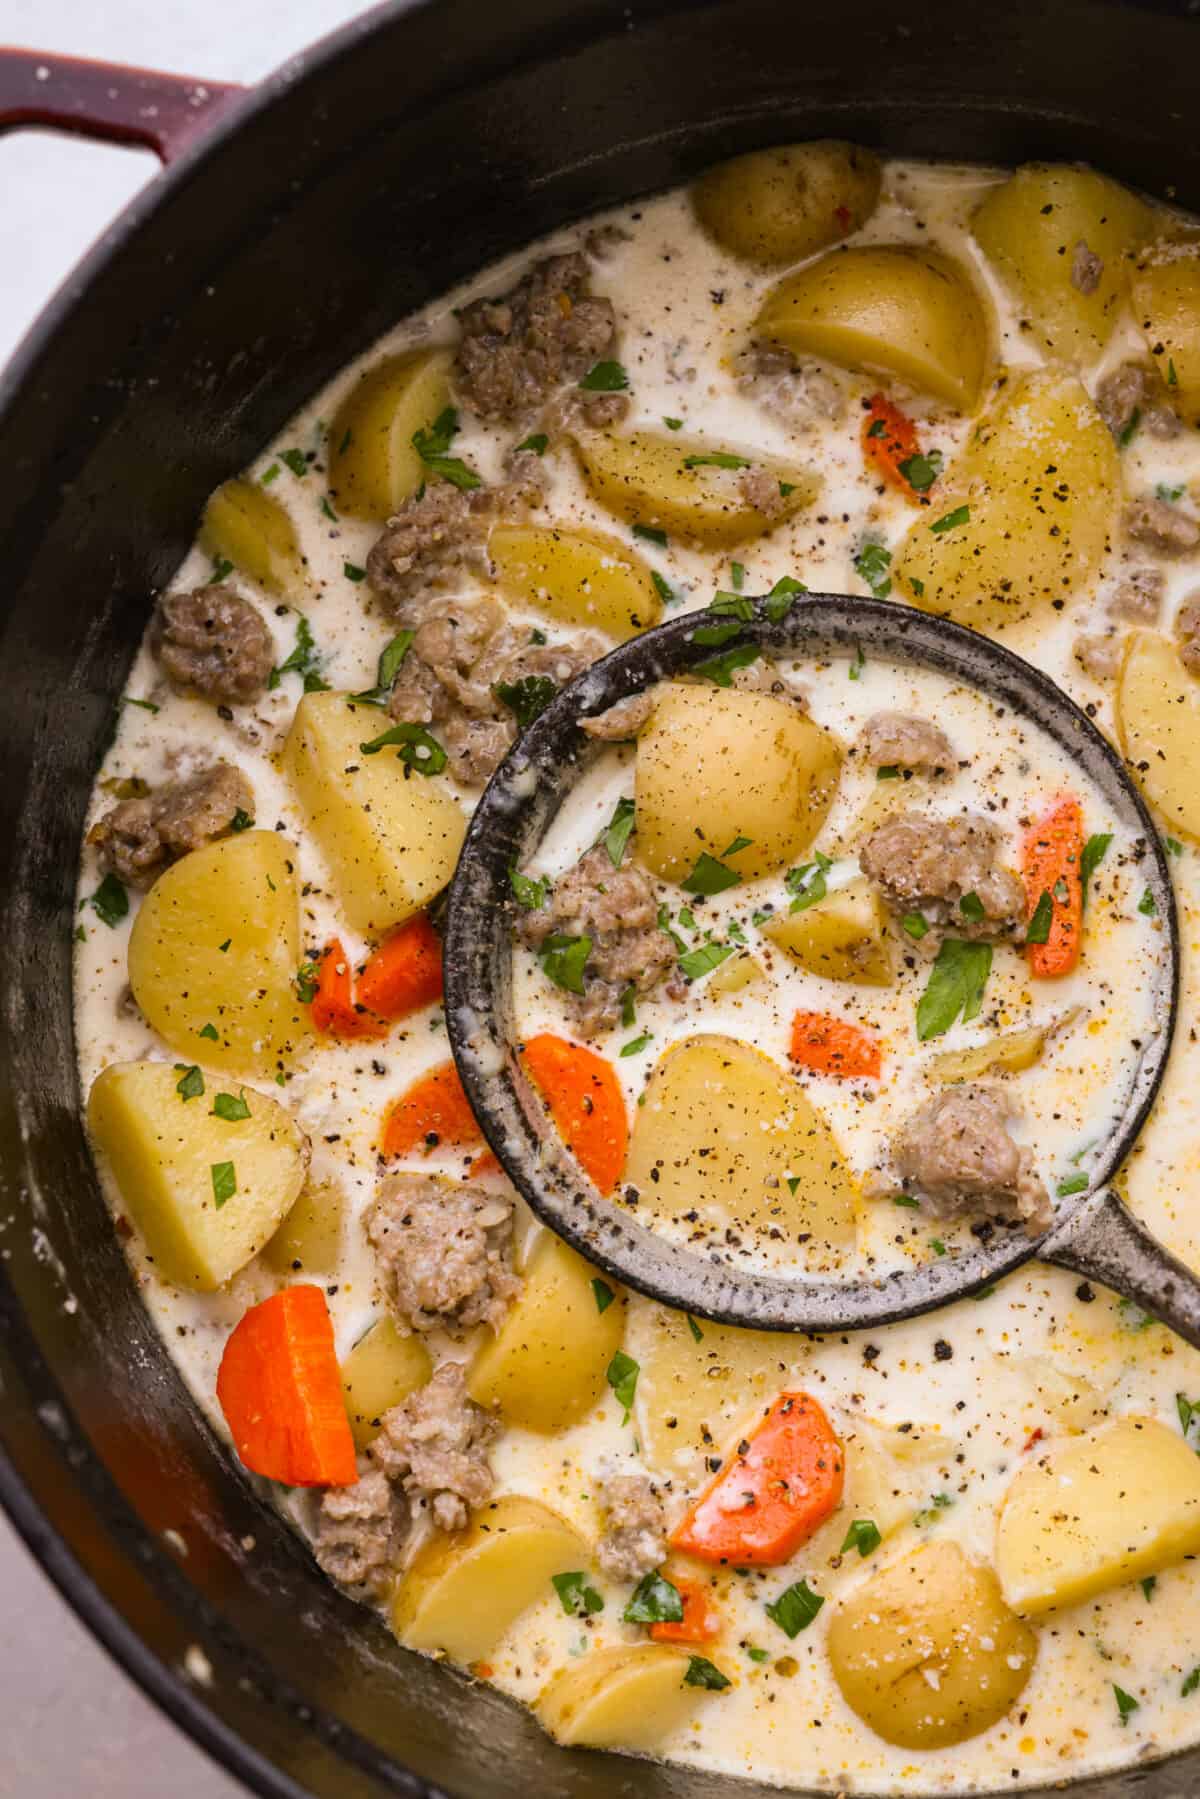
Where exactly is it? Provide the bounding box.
[1,5,368,1791]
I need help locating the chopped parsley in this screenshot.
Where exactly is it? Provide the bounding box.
[1177,1393,1200,1437]
[916,939,993,1040]
[1119,408,1141,449]
[898,449,943,492]
[786,852,833,913]
[682,450,750,470]
[515,432,548,455]
[175,1065,204,1101]
[930,504,970,534]
[855,541,892,599]
[746,1646,770,1664]
[651,569,677,606]
[591,1278,616,1314]
[876,765,900,781]
[902,911,929,940]
[601,796,637,867]
[295,963,320,1005]
[580,359,629,392]
[1138,888,1157,917]
[623,1570,684,1624]
[763,575,806,620]
[279,447,308,478]
[663,416,684,430]
[633,523,668,547]
[1113,1684,1140,1726]
[320,496,339,522]
[509,866,550,910]
[343,561,366,582]
[678,941,736,981]
[539,933,592,994]
[208,556,234,585]
[1183,1665,1200,1697]
[269,614,328,693]
[553,1571,604,1616]
[848,641,865,681]
[723,835,753,857]
[1141,1576,1157,1602]
[1157,482,1187,503]
[198,1022,220,1042]
[606,1348,640,1419]
[210,1161,237,1210]
[1166,835,1185,857]
[657,904,689,954]
[122,695,159,714]
[687,1314,704,1343]
[683,851,740,896]
[358,722,448,776]
[959,891,986,922]
[411,406,481,490]
[89,873,129,929]
[910,576,925,598]
[1168,359,1179,388]
[1025,890,1055,945]
[731,561,746,590]
[212,1092,251,1123]
[494,674,558,727]
[229,807,253,833]
[1056,1172,1089,1197]
[1079,831,1113,905]
[693,642,760,686]
[260,463,280,486]
[620,1031,654,1057]
[352,629,414,705]
[840,1519,882,1558]
[765,1580,824,1638]
[684,1656,731,1691]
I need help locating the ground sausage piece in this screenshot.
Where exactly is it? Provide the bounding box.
[1071,240,1103,295]
[1176,596,1200,675]
[735,344,845,429]
[858,712,956,774]
[88,762,253,889]
[859,811,1025,941]
[1094,360,1180,442]
[1124,496,1200,556]
[1073,632,1124,682]
[892,1084,1052,1235]
[368,1362,497,1533]
[152,586,274,703]
[1107,566,1164,623]
[365,467,545,622]
[581,691,657,741]
[453,252,617,423]
[595,1469,668,1582]
[312,1468,406,1598]
[739,464,791,522]
[365,1174,520,1337]
[386,597,603,786]
[519,843,679,1033]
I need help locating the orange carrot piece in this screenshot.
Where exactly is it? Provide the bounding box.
[1023,796,1084,978]
[789,1011,882,1080]
[862,392,931,504]
[520,1033,628,1194]
[649,1580,721,1645]
[311,938,387,1040]
[380,1059,486,1159]
[357,914,444,1021]
[216,1286,357,1488]
[671,1391,844,1567]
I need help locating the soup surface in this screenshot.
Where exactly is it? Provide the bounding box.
[74,147,1200,1792]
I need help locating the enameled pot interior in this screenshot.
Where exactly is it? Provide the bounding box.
[3,2,1200,1795]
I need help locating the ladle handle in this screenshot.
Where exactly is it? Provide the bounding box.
[1043,1188,1200,1350]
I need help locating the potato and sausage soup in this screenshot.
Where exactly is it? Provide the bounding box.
[74,145,1200,1790]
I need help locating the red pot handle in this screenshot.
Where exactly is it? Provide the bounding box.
[0,46,244,164]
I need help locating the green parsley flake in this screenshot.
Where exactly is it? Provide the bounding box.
[411,406,481,490]
[1138,888,1157,916]
[580,360,629,392]
[682,451,750,470]
[553,1571,604,1616]
[897,449,943,492]
[620,1031,654,1057]
[1079,832,1112,905]
[515,432,549,455]
[279,447,308,478]
[359,722,448,776]
[959,892,986,922]
[602,796,636,868]
[683,852,740,896]
[624,1571,684,1624]
[678,941,736,982]
[930,504,970,534]
[509,866,550,910]
[841,1519,882,1558]
[198,1022,220,1042]
[684,1655,731,1691]
[211,1161,237,1209]
[494,675,558,727]
[175,1065,204,1101]
[1056,1171,1089,1197]
[1025,890,1055,945]
[633,523,668,547]
[208,556,234,584]
[343,561,366,582]
[212,1092,251,1123]
[855,541,892,599]
[591,1278,616,1315]
[90,873,129,929]
[765,1580,824,1638]
[902,912,929,940]
[686,1313,704,1343]
[540,934,592,995]
[694,643,760,686]
[606,1349,640,1419]
[1113,1684,1140,1726]
[916,940,993,1040]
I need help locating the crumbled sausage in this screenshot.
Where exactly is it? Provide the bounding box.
[1095,361,1180,442]
[365,1174,520,1337]
[1107,565,1165,623]
[518,843,679,1032]
[1073,632,1124,682]
[739,464,791,522]
[368,1362,497,1533]
[735,344,845,429]
[88,762,253,889]
[858,712,955,774]
[386,597,603,785]
[365,468,545,622]
[312,1468,406,1597]
[151,586,274,703]
[453,252,617,423]
[892,1084,1051,1235]
[1071,240,1103,295]
[595,1468,668,1582]
[859,811,1025,941]
[1176,596,1200,675]
[1124,496,1200,556]
[581,691,657,741]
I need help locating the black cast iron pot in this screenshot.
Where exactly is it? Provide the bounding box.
[1,3,1198,1794]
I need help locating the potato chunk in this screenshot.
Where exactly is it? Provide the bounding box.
[488,521,662,640]
[283,691,466,936]
[995,1416,1200,1615]
[692,141,882,268]
[127,830,309,1078]
[927,1026,1047,1084]
[536,1644,701,1750]
[763,875,893,985]
[340,1316,432,1449]
[973,164,1156,366]
[894,370,1119,631]
[754,245,990,411]
[327,347,453,520]
[635,682,842,882]
[262,1178,346,1275]
[827,1541,1036,1749]
[199,477,306,599]
[1117,629,1200,842]
[392,1494,589,1660]
[466,1237,625,1434]
[87,1060,307,1290]
[570,429,818,548]
[1132,244,1200,418]
[624,1035,856,1269]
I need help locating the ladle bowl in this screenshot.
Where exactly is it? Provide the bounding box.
[444,595,1199,1341]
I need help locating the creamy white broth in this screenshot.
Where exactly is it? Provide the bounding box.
[73,156,1200,1793]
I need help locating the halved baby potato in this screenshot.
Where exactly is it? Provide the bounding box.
[327,347,453,519]
[262,1177,346,1275]
[127,830,309,1078]
[200,477,306,598]
[995,1415,1200,1615]
[763,875,893,985]
[87,1059,307,1290]
[536,1644,702,1750]
[926,1026,1047,1084]
[392,1494,588,1660]
[570,429,818,547]
[635,682,842,882]
[283,691,466,936]
[1132,244,1200,418]
[467,1236,626,1434]
[706,949,765,997]
[340,1315,433,1450]
[623,1034,857,1267]
[488,521,662,639]
[754,245,991,411]
[894,369,1119,631]
[827,1541,1036,1749]
[973,164,1157,366]
[692,140,882,268]
[1116,629,1200,842]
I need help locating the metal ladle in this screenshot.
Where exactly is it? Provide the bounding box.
[444,596,1199,1343]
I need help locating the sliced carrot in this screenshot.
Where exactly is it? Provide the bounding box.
[520,1033,628,1194]
[862,392,933,505]
[311,938,387,1040]
[649,1579,721,1645]
[1023,795,1084,978]
[216,1285,357,1488]
[671,1391,844,1567]
[380,1059,485,1159]
[789,1011,882,1080]
[357,914,443,1021]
